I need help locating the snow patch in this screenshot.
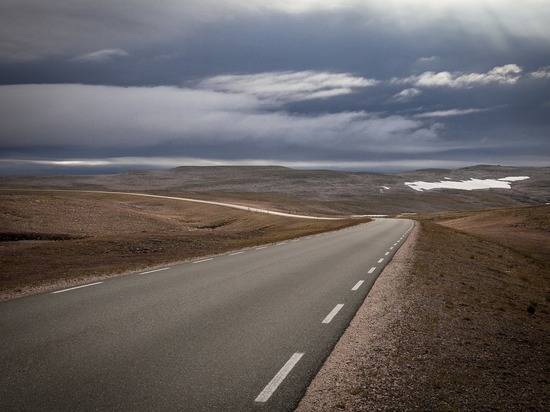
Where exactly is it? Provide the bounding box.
[405,176,530,192]
[498,176,530,182]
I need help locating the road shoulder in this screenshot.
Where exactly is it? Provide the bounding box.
[296,222,418,411]
[297,216,549,411]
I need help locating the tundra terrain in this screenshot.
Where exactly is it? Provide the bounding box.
[1,165,549,410]
[1,164,548,215]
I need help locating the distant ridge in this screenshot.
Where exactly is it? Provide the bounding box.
[170,165,291,172]
[1,165,548,215]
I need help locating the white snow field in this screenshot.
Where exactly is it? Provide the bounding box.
[405,176,530,192]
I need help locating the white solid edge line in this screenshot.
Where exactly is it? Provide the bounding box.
[229,251,244,256]
[255,353,305,403]
[140,267,169,275]
[352,280,365,291]
[368,267,376,274]
[194,258,213,264]
[322,303,344,324]
[52,282,103,294]
[256,246,268,250]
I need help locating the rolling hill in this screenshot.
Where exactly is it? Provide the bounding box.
[1,164,548,215]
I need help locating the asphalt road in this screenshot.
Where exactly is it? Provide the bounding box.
[0,218,413,411]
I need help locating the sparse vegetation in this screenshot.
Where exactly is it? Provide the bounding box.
[399,215,550,410]
[0,191,368,300]
[1,164,548,215]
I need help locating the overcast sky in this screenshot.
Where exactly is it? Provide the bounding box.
[1,0,549,174]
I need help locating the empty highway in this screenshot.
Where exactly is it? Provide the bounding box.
[0,218,413,411]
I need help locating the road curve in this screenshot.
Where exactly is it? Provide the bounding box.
[2,189,360,220]
[0,218,413,411]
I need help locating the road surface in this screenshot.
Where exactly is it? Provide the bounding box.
[0,218,413,411]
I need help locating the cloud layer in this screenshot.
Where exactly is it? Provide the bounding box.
[0,81,439,156]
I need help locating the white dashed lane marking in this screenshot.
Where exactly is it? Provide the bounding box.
[368,267,376,274]
[255,353,304,403]
[322,304,344,324]
[52,282,103,294]
[194,258,213,264]
[352,280,365,291]
[139,267,170,275]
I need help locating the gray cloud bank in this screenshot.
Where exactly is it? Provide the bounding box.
[0,81,439,156]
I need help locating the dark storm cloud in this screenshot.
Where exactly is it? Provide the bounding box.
[0,1,549,172]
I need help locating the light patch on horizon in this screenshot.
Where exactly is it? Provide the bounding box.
[405,176,530,191]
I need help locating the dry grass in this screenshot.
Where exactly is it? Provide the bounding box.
[436,205,550,262]
[0,191,367,300]
[399,215,550,410]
